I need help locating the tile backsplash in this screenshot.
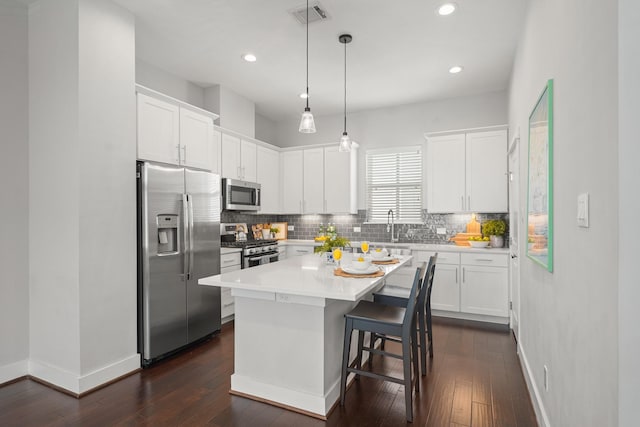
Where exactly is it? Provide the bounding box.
[222,210,509,245]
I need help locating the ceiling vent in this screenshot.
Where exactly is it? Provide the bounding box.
[290,2,329,24]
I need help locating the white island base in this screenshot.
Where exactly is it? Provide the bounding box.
[199,254,412,419]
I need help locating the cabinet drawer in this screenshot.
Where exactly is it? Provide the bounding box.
[221,265,241,274]
[434,252,460,265]
[289,245,314,256]
[461,252,508,267]
[221,252,241,268]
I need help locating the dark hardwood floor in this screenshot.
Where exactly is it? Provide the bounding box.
[0,318,537,426]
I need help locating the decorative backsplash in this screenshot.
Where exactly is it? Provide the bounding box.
[221,210,509,245]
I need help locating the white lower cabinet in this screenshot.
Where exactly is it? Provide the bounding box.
[220,251,241,322]
[460,253,509,317]
[383,249,509,322]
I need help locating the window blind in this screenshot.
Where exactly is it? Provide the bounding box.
[366,146,423,223]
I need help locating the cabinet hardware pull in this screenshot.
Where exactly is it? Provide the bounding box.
[475,258,493,262]
[462,267,465,283]
[467,195,470,210]
[461,195,464,210]
[455,268,458,283]
[223,302,234,308]
[182,145,187,164]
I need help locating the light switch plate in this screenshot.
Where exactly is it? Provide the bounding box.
[353,226,361,233]
[288,225,295,231]
[577,193,589,228]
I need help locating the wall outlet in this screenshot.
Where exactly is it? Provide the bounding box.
[353,226,361,233]
[288,225,294,231]
[543,365,549,391]
[437,227,447,235]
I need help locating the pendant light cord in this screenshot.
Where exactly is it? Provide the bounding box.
[343,38,347,133]
[305,0,310,110]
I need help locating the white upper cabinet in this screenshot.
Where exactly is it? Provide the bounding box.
[136,87,218,171]
[324,146,351,213]
[427,128,508,213]
[427,133,466,212]
[210,128,221,175]
[303,148,325,213]
[221,132,258,182]
[240,140,257,182]
[137,93,180,165]
[465,130,508,212]
[281,150,304,213]
[221,133,241,179]
[256,145,280,213]
[179,108,214,170]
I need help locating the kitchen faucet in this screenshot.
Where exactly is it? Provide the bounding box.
[387,209,399,243]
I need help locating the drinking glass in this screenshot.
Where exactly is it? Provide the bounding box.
[360,241,370,256]
[332,247,343,269]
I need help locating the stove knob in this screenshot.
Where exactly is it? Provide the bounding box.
[248,248,255,255]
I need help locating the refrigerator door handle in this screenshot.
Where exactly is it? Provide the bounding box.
[182,193,190,281]
[187,193,195,280]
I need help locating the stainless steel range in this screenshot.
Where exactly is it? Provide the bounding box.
[220,223,279,269]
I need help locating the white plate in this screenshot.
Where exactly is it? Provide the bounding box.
[371,256,394,262]
[342,265,380,275]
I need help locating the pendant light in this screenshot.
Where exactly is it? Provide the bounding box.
[299,0,316,133]
[338,34,352,152]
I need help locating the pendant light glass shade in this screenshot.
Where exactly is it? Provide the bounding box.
[299,108,316,133]
[339,132,351,152]
[299,0,316,134]
[338,34,352,152]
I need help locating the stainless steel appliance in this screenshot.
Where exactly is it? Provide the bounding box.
[220,223,279,268]
[137,161,221,367]
[222,178,261,211]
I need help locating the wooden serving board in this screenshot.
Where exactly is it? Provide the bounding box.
[334,268,385,278]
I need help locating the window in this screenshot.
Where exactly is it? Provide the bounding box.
[366,146,422,223]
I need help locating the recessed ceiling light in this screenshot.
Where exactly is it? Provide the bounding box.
[242,53,257,62]
[449,65,463,74]
[299,92,309,99]
[438,3,457,16]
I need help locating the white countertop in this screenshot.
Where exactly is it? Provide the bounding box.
[199,254,413,301]
[277,239,509,254]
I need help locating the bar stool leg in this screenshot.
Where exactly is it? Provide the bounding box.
[418,307,427,375]
[340,318,353,406]
[356,331,365,379]
[402,335,414,422]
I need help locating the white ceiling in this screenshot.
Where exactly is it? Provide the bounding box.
[113,0,529,122]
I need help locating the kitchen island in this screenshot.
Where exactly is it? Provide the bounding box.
[199,253,412,419]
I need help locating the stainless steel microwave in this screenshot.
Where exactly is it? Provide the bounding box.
[222,178,261,211]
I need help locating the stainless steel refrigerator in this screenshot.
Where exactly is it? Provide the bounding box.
[137,161,221,366]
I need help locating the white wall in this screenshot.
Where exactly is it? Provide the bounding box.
[77,0,138,381]
[277,91,508,209]
[29,0,138,393]
[618,0,640,425]
[0,0,29,383]
[218,86,255,138]
[255,112,277,145]
[508,1,618,426]
[136,58,205,108]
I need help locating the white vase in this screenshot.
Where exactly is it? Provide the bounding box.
[490,235,504,248]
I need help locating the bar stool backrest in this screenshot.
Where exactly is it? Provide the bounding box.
[401,262,427,337]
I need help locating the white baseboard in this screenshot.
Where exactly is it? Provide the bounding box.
[0,359,28,385]
[518,342,551,427]
[29,353,140,394]
[432,310,510,325]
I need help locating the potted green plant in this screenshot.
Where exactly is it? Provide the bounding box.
[314,234,351,263]
[482,219,507,248]
[269,226,279,239]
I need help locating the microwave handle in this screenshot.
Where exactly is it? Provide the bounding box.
[256,188,261,206]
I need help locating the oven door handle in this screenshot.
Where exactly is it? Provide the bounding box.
[248,253,279,263]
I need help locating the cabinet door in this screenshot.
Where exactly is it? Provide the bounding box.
[324,146,350,213]
[221,133,241,179]
[179,108,213,170]
[210,129,221,175]
[241,140,257,182]
[466,130,508,212]
[430,264,460,312]
[137,93,180,165]
[460,265,509,317]
[256,145,280,213]
[303,148,324,213]
[281,150,303,213]
[427,134,466,212]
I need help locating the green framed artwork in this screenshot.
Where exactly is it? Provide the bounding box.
[526,79,553,272]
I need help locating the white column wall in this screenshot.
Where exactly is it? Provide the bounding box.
[618,0,640,425]
[28,0,82,382]
[29,0,138,393]
[0,0,29,383]
[508,1,618,426]
[77,0,138,381]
